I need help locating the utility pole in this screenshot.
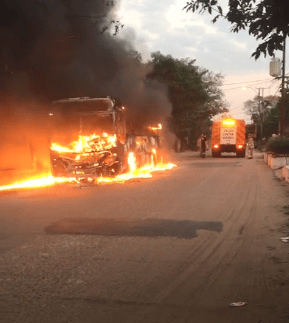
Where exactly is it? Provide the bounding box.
[255,87,270,140]
[256,87,262,139]
[280,33,286,136]
[243,86,267,140]
[261,87,270,121]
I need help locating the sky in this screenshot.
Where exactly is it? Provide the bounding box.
[115,0,286,123]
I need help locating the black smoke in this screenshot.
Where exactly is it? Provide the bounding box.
[0,0,171,128]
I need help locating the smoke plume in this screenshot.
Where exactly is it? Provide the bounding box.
[0,0,171,127]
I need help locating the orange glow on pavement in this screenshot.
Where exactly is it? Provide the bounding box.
[0,174,75,192]
[97,153,176,184]
[0,154,177,191]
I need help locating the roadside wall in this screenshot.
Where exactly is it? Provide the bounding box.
[264,152,289,183]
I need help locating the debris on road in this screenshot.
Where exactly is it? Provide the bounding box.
[280,237,289,243]
[229,302,247,307]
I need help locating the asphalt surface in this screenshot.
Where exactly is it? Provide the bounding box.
[1,150,289,323]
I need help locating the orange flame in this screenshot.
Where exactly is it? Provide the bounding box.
[147,123,162,132]
[0,158,176,191]
[97,152,176,184]
[0,174,75,192]
[0,140,176,191]
[51,133,117,154]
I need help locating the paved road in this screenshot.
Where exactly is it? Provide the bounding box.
[1,151,289,322]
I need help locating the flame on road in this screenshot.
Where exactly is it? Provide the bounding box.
[0,152,176,191]
[97,153,176,184]
[0,174,75,192]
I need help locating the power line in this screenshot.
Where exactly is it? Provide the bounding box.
[222,71,289,88]
[222,78,273,87]
[222,79,275,92]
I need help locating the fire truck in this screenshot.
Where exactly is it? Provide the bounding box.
[49,97,161,178]
[211,117,246,158]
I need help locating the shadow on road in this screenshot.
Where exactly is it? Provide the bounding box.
[44,218,223,239]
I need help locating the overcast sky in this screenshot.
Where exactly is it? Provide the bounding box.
[116,0,286,122]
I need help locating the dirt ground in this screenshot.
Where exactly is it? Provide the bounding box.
[1,150,289,323]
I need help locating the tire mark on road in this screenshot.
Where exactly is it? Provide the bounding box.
[144,163,263,323]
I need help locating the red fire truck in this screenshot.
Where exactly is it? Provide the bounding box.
[211,117,246,158]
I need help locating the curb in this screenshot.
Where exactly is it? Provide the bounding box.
[282,166,289,182]
[264,152,289,183]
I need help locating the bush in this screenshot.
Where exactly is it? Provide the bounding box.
[265,137,289,155]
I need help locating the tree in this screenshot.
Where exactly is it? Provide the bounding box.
[147,52,228,149]
[243,96,264,124]
[184,0,289,59]
[244,94,279,139]
[263,93,289,138]
[263,104,280,138]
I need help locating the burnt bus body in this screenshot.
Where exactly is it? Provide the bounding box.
[49,97,161,179]
[49,97,127,178]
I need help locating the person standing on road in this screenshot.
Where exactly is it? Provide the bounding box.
[200,134,207,157]
[247,134,254,159]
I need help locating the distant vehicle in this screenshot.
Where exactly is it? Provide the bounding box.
[211,117,246,158]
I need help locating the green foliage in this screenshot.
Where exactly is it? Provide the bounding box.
[243,93,289,139]
[243,96,263,124]
[147,52,228,148]
[262,94,289,138]
[266,137,289,154]
[244,95,280,138]
[263,105,280,138]
[184,0,289,59]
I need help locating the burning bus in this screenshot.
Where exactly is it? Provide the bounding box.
[49,97,162,179]
[0,97,175,191]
